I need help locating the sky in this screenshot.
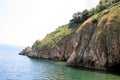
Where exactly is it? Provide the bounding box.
[0,0,99,47]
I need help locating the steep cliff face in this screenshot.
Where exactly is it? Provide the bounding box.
[19,3,120,70]
[67,4,120,70]
[27,33,74,61]
[24,24,80,61]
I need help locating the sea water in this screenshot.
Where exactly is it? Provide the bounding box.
[0,45,120,80]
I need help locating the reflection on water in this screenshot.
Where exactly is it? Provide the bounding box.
[0,47,120,80]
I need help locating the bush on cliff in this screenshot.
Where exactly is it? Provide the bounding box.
[69,0,120,24]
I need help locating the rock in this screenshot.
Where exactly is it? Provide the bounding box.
[67,7,120,70]
[50,33,74,61]
[19,3,120,71]
[27,34,74,61]
[19,47,31,55]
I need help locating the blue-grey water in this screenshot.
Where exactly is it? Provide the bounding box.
[0,45,120,80]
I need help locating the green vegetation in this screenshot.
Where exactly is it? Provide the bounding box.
[34,0,120,52]
[70,0,120,24]
[95,0,120,13]
[70,9,91,24]
[35,23,80,52]
[91,1,120,35]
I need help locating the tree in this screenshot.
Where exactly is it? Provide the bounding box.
[81,9,89,21]
[95,0,120,14]
[70,12,82,23]
[70,9,90,24]
[111,0,120,3]
[69,0,120,24]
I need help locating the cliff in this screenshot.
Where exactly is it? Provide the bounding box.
[19,2,120,71]
[27,33,75,61]
[19,24,80,61]
[67,3,120,70]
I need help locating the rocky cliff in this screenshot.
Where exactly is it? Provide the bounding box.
[25,33,74,61]
[19,2,120,71]
[67,3,120,70]
[19,47,31,55]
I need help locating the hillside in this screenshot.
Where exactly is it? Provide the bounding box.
[67,2,120,70]
[33,24,80,52]
[19,1,120,71]
[20,23,80,60]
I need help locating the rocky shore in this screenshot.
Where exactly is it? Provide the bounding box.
[19,2,120,71]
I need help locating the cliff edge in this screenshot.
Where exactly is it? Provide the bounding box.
[19,2,120,71]
[67,3,120,70]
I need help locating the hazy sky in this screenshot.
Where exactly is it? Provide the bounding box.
[0,0,99,47]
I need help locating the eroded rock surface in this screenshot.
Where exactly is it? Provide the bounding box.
[19,4,120,71]
[67,7,120,70]
[27,34,74,61]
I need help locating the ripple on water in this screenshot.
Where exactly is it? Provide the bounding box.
[0,48,120,80]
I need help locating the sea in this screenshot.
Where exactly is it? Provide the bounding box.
[0,44,120,80]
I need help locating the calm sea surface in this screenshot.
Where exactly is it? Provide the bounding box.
[0,45,120,80]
